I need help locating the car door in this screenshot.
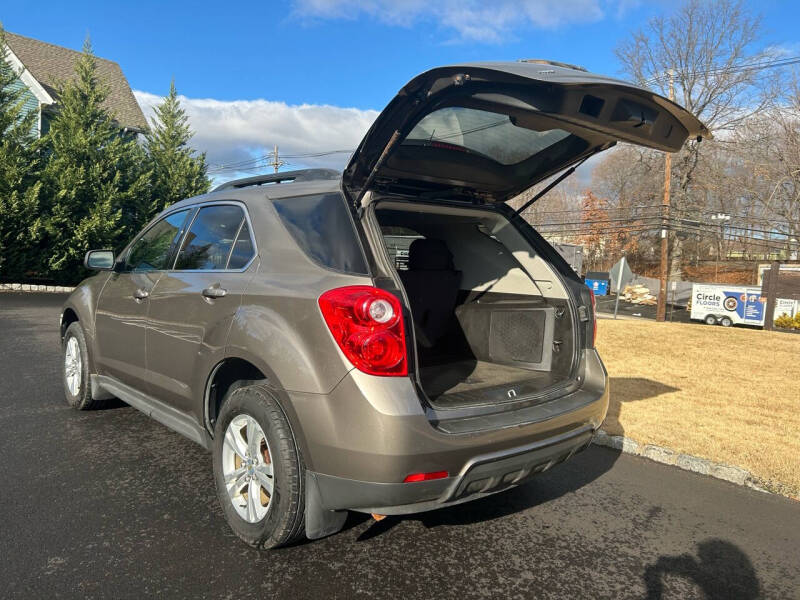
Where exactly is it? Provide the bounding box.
[146,202,257,420]
[94,208,193,392]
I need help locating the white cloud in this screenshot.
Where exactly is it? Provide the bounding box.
[292,0,607,43]
[134,90,379,183]
[765,42,800,58]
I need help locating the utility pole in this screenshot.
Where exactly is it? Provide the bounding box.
[613,254,626,320]
[763,261,780,332]
[711,213,731,283]
[656,69,675,322]
[269,144,285,173]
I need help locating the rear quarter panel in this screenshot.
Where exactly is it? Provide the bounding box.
[225,200,373,395]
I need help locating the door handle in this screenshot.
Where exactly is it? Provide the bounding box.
[202,286,227,299]
[133,288,149,300]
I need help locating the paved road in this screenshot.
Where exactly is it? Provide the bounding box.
[1,292,798,599]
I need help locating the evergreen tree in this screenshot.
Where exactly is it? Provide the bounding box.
[40,37,150,283]
[146,80,209,217]
[0,25,42,279]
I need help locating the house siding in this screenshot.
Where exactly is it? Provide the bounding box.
[8,76,40,138]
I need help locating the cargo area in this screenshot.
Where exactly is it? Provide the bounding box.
[374,200,577,409]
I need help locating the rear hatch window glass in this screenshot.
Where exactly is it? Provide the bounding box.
[403,107,571,165]
[272,193,369,275]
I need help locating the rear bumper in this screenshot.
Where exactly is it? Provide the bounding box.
[284,349,608,511]
[308,424,595,515]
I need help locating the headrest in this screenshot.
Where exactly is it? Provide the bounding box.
[407,238,455,271]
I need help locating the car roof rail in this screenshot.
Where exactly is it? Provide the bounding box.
[212,168,341,192]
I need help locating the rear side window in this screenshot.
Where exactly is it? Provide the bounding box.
[228,221,255,269]
[272,193,368,274]
[175,205,249,270]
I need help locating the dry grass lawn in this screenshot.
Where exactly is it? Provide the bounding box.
[596,319,800,497]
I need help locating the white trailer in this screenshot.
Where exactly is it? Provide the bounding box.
[690,283,800,327]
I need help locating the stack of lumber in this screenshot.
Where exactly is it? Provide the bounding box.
[621,284,657,305]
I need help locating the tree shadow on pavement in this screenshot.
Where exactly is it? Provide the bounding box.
[644,539,761,599]
[357,376,679,541]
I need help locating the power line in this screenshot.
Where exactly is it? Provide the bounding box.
[536,216,794,239]
[669,206,795,226]
[642,55,800,86]
[522,203,794,229]
[534,214,795,240]
[521,204,664,216]
[542,222,795,252]
[208,148,355,173]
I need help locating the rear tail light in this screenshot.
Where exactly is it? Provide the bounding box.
[318,286,408,376]
[403,471,449,483]
[589,288,597,347]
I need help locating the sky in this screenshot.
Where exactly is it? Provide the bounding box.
[3,0,800,182]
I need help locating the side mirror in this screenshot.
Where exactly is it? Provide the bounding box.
[84,249,116,271]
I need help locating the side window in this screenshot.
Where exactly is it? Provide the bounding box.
[126,210,190,271]
[227,221,255,269]
[272,193,369,274]
[174,205,246,271]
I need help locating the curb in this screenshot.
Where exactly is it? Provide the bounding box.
[593,430,771,494]
[596,312,642,320]
[0,283,74,293]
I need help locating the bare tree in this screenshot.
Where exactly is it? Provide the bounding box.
[615,0,781,276]
[727,74,800,257]
[616,0,773,132]
[589,145,664,271]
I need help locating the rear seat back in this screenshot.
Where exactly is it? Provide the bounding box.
[398,239,462,347]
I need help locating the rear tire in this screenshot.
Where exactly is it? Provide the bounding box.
[720,316,733,327]
[212,383,306,549]
[704,314,717,326]
[62,322,101,410]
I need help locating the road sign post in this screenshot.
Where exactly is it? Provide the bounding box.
[610,255,633,320]
[613,256,625,319]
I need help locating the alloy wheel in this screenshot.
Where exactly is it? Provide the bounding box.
[64,337,82,396]
[222,414,274,523]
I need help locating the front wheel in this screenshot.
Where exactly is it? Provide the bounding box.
[720,316,733,327]
[62,322,101,410]
[212,384,306,549]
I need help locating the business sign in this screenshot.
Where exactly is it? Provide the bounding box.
[691,283,799,326]
[691,284,766,325]
[775,298,800,320]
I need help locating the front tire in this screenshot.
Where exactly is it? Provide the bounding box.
[720,316,733,327]
[212,384,306,549]
[62,322,100,410]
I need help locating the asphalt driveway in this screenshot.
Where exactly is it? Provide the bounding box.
[0,292,797,599]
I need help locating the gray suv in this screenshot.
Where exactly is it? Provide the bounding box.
[61,61,707,548]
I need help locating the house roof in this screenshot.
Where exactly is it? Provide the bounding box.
[4,32,149,132]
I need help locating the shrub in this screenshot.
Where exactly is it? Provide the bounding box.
[775,312,800,330]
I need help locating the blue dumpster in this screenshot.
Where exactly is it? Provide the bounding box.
[585,278,609,296]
